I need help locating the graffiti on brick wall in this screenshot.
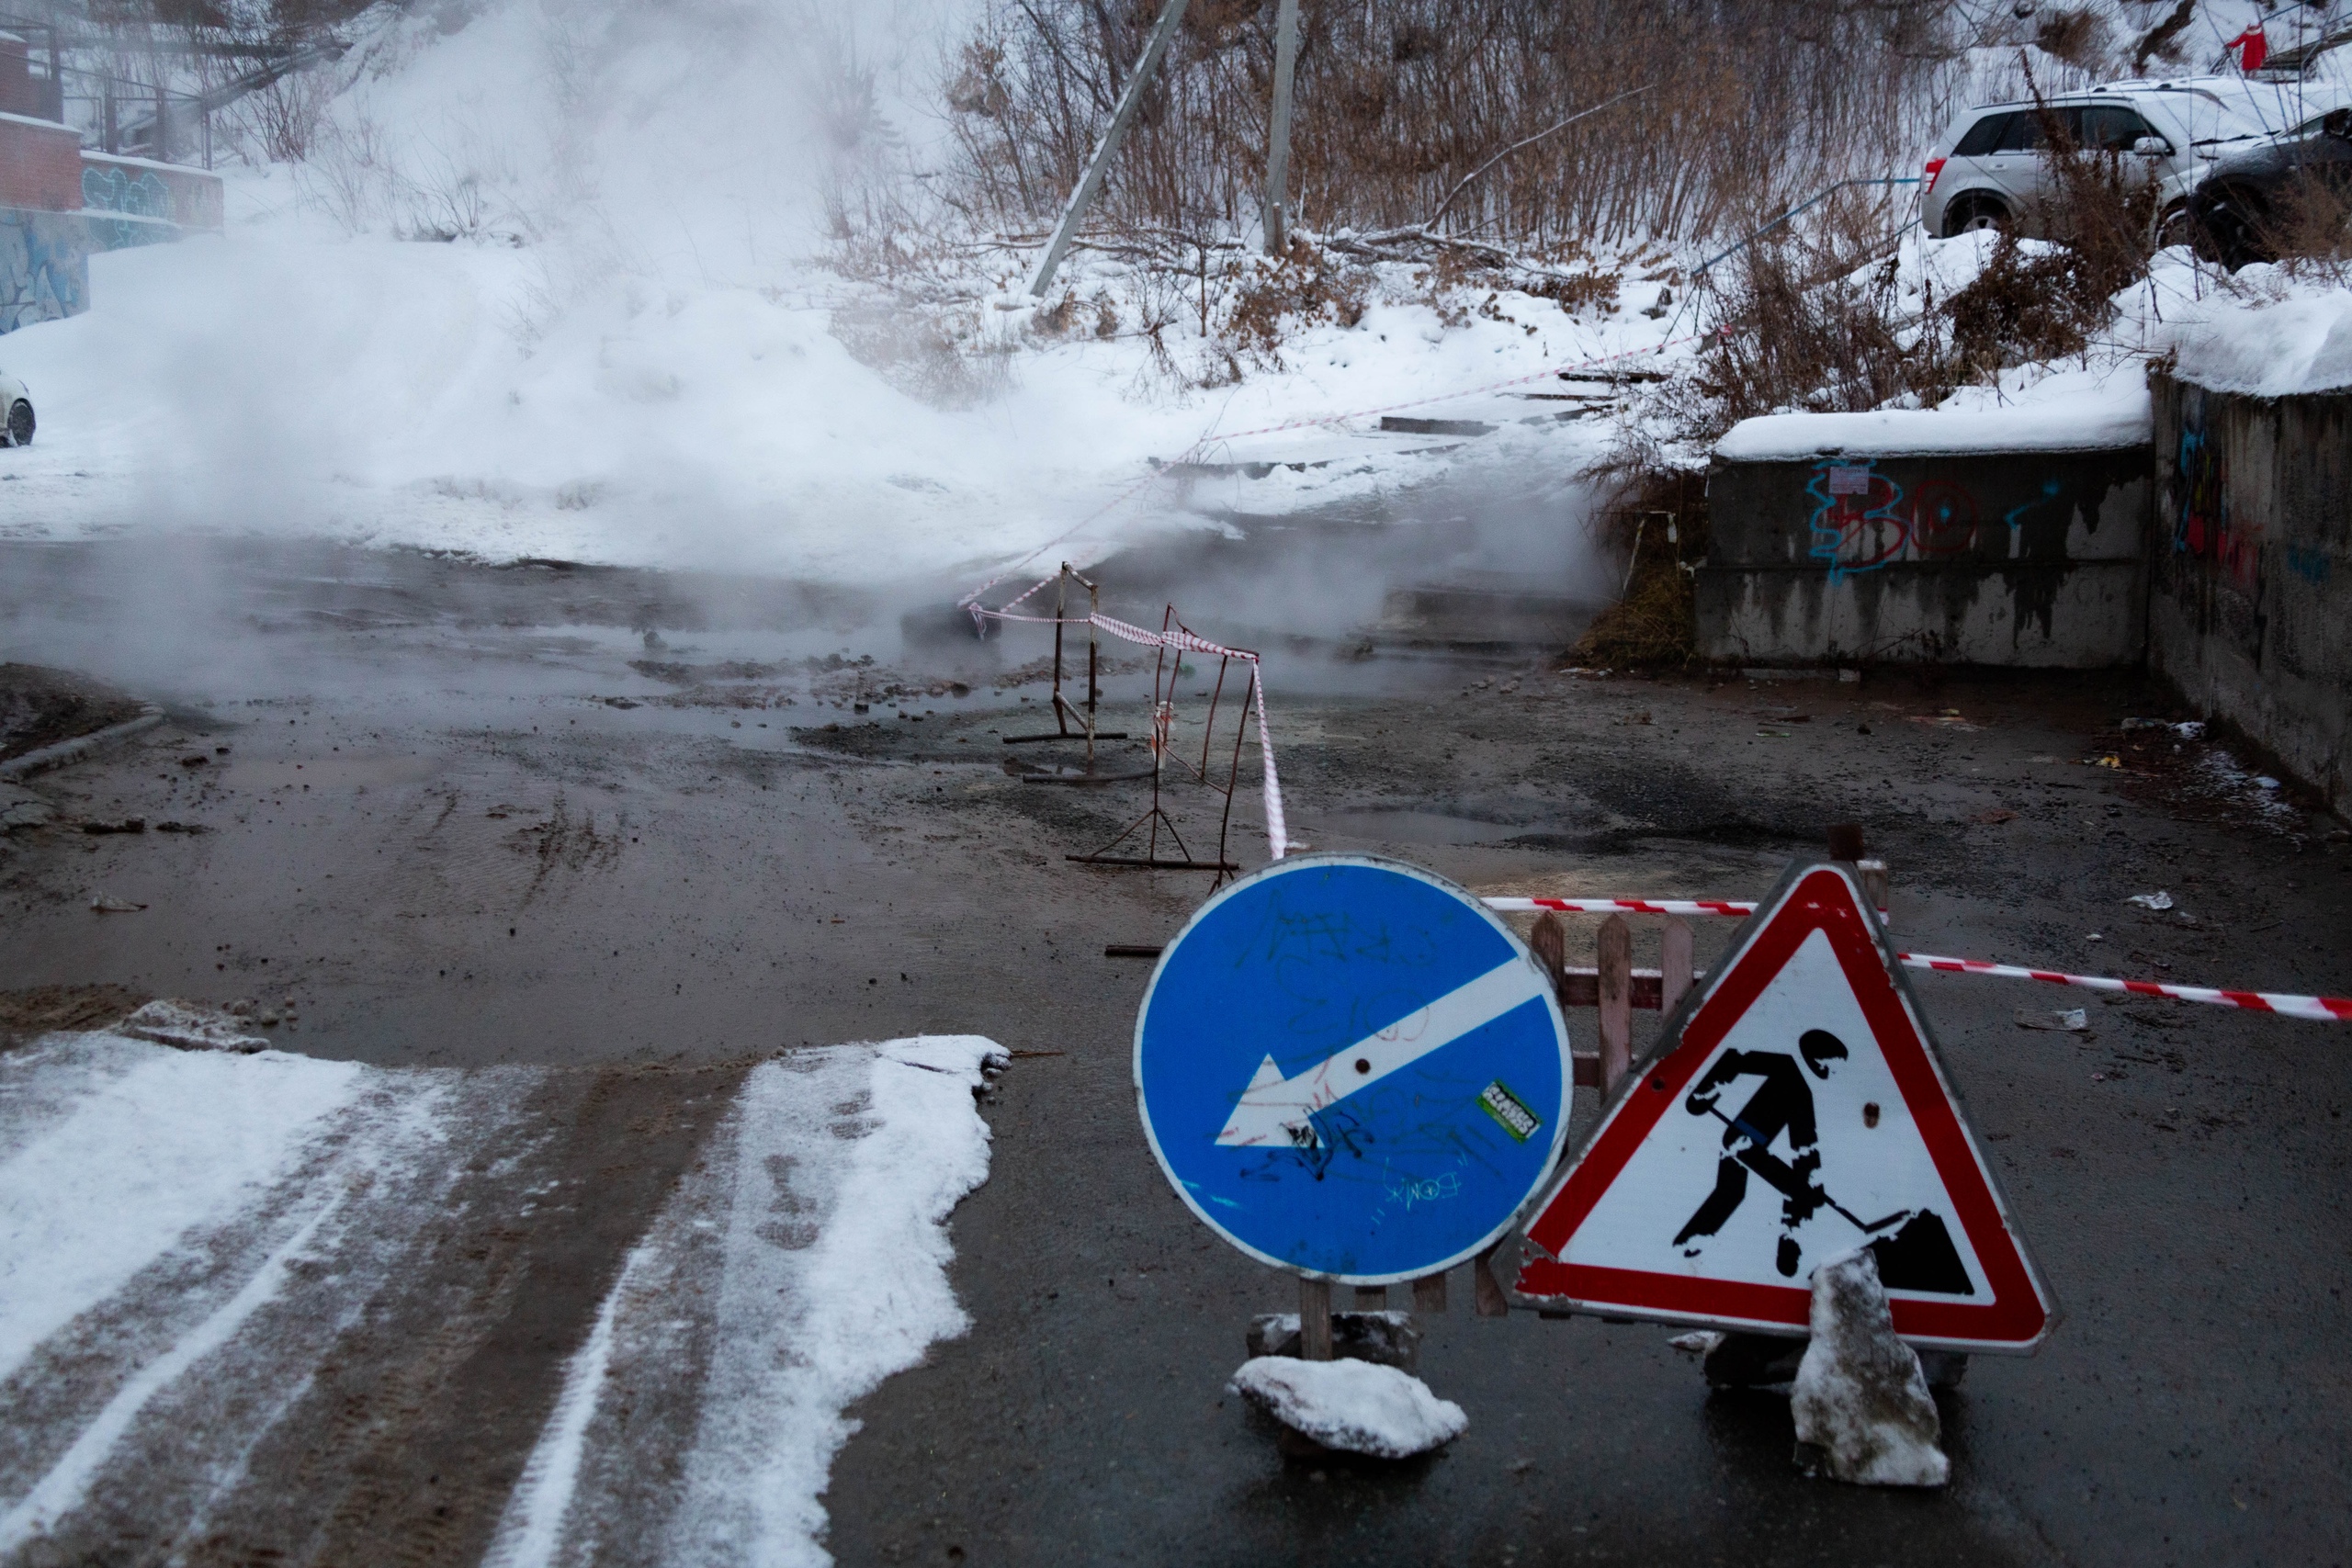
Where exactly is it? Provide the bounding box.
[1,209,88,333]
[1804,461,2071,581]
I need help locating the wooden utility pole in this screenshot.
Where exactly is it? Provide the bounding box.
[1026,0,1193,298]
[1262,0,1300,254]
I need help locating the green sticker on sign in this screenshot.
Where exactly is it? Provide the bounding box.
[1479,1079,1541,1142]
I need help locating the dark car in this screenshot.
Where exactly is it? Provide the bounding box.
[2188,107,2352,268]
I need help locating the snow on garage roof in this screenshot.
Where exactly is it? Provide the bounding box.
[1713,392,2152,462]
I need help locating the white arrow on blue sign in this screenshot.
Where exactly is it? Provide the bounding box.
[1134,854,1575,1283]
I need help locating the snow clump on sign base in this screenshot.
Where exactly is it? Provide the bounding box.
[1229,1357,1467,1459]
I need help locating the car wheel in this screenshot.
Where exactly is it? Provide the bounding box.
[1941,195,2009,239]
[2155,202,2194,251]
[4,400,29,448]
[2194,192,2267,271]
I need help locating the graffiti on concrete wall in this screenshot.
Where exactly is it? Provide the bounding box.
[82,165,171,220]
[1804,460,2072,581]
[2170,413,2261,591]
[80,166,178,254]
[0,208,88,333]
[2163,388,2267,661]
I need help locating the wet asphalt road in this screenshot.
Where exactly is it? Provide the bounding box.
[2,535,2350,1566]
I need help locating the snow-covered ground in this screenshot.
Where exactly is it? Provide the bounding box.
[0,0,1658,593]
[0,210,1660,590]
[0,1029,1005,1565]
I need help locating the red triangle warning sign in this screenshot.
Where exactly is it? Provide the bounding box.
[1514,862,2055,1352]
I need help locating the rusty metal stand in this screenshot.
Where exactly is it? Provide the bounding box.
[1067,605,1254,881]
[1001,564,1128,755]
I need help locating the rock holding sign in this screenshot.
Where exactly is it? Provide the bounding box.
[1792,1249,1951,1487]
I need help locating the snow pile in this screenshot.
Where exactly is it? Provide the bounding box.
[1789,1249,1949,1488]
[1229,1356,1468,1459]
[2165,266,2352,397]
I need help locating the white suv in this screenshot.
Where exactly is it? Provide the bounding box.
[1921,77,2352,242]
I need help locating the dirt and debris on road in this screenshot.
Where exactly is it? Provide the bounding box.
[0,536,2347,1566]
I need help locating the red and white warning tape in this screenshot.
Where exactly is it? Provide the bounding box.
[1476,897,2350,1021]
[1894,953,2352,1022]
[1484,897,1758,918]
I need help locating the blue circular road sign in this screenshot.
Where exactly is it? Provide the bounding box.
[1135,854,1574,1283]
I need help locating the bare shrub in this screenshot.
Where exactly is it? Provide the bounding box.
[1939,84,2159,368]
[1223,236,1371,366]
[237,64,334,164]
[2256,175,2352,282]
[2033,9,2109,69]
[1698,235,1939,431]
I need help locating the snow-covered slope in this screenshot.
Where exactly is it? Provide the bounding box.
[0,0,1657,590]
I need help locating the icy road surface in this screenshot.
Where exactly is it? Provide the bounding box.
[0,1031,1004,1567]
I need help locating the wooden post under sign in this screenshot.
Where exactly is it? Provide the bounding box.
[1298,1276,1332,1359]
[1597,913,1633,1090]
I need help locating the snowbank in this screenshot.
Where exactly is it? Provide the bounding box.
[1715,379,2152,461]
[2165,267,2352,397]
[1229,1356,1467,1459]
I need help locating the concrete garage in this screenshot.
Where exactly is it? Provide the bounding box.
[2151,369,2352,813]
[1698,406,2153,669]
[1702,374,2351,812]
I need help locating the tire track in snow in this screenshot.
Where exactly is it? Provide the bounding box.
[483,1038,1008,1568]
[0,1033,1004,1568]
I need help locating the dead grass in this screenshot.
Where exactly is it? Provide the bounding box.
[1570,470,1709,668]
[828,304,1013,410]
[1224,236,1373,366]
